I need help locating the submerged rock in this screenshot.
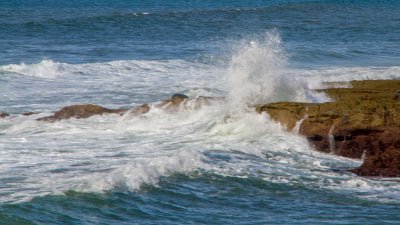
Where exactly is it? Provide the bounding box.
[0,112,10,118]
[38,104,126,122]
[257,80,400,177]
[156,93,190,109]
[36,93,217,121]
[22,112,37,116]
[154,94,222,111]
[171,93,189,105]
[124,104,151,116]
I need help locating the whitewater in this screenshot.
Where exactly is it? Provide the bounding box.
[1,33,400,205]
[1,1,400,224]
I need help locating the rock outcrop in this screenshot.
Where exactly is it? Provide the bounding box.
[257,80,400,177]
[154,94,221,110]
[36,94,212,121]
[156,94,190,109]
[348,128,400,177]
[22,112,38,116]
[37,104,126,122]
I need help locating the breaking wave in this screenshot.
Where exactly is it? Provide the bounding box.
[1,33,400,204]
[0,59,63,78]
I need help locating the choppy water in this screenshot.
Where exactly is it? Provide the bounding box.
[1,1,400,224]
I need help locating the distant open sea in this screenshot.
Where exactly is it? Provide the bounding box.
[1,0,400,224]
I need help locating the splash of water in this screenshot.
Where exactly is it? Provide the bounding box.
[225,31,295,113]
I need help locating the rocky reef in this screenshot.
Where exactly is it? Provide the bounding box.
[9,80,398,177]
[37,104,127,122]
[257,80,400,177]
[35,94,221,122]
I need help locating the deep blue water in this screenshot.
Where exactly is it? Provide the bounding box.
[1,0,400,66]
[2,174,400,225]
[1,1,400,224]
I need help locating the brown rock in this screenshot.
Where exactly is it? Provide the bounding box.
[22,112,37,116]
[349,128,400,177]
[256,102,312,130]
[257,79,400,177]
[38,104,126,122]
[125,104,151,116]
[171,94,189,105]
[35,93,216,122]
[156,94,189,109]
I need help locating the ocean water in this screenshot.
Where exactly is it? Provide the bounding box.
[1,0,400,224]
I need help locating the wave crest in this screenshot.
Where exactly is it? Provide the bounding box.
[0,59,63,78]
[79,150,202,192]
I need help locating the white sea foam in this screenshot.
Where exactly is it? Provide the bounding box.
[0,58,222,111]
[1,36,400,203]
[0,59,63,78]
[0,58,222,100]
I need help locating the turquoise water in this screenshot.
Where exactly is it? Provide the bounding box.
[1,1,400,224]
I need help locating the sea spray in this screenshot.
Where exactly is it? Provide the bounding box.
[225,30,299,114]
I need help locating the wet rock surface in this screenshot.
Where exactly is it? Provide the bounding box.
[348,128,400,177]
[257,80,400,177]
[22,112,38,116]
[36,94,208,121]
[0,112,10,118]
[37,104,126,122]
